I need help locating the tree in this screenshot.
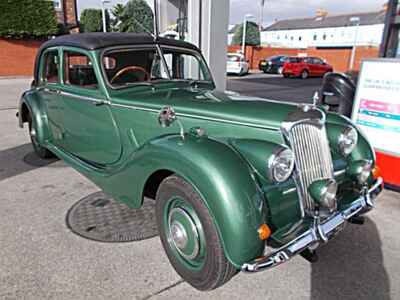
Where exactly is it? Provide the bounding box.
[231,21,261,46]
[80,9,110,33]
[111,3,125,31]
[118,0,154,34]
[0,0,58,39]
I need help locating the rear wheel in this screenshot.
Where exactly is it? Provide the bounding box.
[300,70,309,79]
[27,114,54,159]
[156,175,237,291]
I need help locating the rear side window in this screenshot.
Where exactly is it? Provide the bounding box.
[41,50,59,84]
[63,51,98,89]
[288,57,301,63]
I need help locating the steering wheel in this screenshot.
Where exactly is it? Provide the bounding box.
[110,66,150,84]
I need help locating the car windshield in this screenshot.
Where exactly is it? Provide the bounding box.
[227,54,241,62]
[102,46,212,88]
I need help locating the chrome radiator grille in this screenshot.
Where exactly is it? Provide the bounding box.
[287,122,334,214]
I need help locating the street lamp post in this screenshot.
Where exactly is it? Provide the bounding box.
[349,16,360,70]
[101,0,111,33]
[242,14,254,57]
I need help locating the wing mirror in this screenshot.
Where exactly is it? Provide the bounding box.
[158,106,185,140]
[158,106,176,128]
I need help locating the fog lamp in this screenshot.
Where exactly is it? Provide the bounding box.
[308,179,338,212]
[347,160,372,184]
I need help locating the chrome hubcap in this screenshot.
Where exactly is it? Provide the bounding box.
[168,207,200,260]
[170,221,188,250]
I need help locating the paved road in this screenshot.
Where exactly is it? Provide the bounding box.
[0,78,399,300]
[227,73,323,103]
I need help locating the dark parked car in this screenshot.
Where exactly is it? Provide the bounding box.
[259,55,288,74]
[283,56,333,79]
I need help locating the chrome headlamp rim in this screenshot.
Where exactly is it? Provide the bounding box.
[338,126,358,156]
[267,146,295,183]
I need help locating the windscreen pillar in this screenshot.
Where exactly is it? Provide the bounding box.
[187,0,230,91]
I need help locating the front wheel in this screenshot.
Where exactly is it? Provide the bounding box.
[156,175,237,290]
[27,114,54,159]
[300,70,309,79]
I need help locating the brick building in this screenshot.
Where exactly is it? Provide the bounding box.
[53,0,79,32]
[0,0,79,76]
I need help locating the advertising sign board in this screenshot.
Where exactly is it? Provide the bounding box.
[352,58,400,188]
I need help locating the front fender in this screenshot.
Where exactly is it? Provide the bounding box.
[103,134,266,268]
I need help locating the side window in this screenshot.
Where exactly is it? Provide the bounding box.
[42,50,59,84]
[63,51,98,89]
[314,58,324,65]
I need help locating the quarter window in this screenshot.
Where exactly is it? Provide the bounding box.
[63,51,98,89]
[42,50,59,84]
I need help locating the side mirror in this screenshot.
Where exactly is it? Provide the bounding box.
[158,106,176,127]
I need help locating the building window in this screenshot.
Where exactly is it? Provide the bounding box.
[53,0,62,10]
[323,34,327,40]
[277,35,280,40]
[313,34,317,41]
[285,34,288,39]
[290,36,294,41]
[299,36,302,41]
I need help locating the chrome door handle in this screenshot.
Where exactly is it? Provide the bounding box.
[94,100,110,106]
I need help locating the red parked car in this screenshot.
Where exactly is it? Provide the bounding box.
[282,56,333,79]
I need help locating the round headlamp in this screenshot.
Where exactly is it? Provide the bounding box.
[347,160,373,184]
[309,179,338,213]
[268,148,295,183]
[338,126,358,156]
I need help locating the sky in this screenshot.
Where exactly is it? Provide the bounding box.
[77,0,387,26]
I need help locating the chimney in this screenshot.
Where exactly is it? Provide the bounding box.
[316,9,328,18]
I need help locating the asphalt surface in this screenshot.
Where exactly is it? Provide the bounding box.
[227,73,323,103]
[1,78,399,300]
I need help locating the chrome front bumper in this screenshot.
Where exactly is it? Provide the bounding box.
[242,177,384,273]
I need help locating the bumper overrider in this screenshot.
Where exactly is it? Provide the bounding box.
[242,177,384,272]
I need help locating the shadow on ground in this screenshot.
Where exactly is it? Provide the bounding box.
[0,143,61,181]
[311,217,390,300]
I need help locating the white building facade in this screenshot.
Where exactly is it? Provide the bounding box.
[229,10,386,49]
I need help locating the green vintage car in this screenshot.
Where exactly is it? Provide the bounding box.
[18,33,383,290]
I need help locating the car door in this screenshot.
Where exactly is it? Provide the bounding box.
[312,57,326,76]
[58,47,122,165]
[37,48,64,146]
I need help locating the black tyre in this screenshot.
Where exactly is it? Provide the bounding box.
[156,175,237,291]
[300,70,309,79]
[27,114,54,159]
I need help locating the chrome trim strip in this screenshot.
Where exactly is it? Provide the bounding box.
[241,177,383,273]
[334,169,346,177]
[111,103,159,113]
[60,91,110,105]
[110,103,279,131]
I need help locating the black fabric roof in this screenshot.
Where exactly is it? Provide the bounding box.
[263,11,385,31]
[39,32,199,51]
[34,32,200,82]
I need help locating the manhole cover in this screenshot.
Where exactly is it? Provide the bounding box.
[66,192,158,242]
